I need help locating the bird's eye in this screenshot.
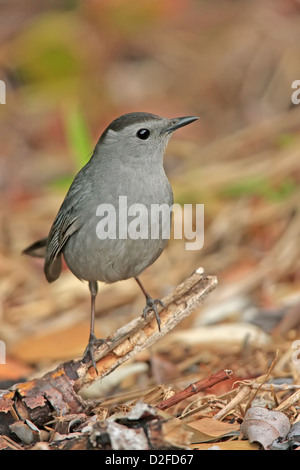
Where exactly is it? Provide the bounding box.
[136,128,150,140]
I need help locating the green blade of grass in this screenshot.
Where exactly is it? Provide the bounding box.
[65,104,93,170]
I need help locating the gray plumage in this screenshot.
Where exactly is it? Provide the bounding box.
[24,112,198,367]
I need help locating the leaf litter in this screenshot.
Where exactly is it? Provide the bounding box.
[0,0,300,451]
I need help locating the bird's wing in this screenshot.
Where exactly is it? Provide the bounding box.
[44,205,80,282]
[44,159,97,283]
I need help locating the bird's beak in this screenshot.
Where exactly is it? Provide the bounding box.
[163,116,199,134]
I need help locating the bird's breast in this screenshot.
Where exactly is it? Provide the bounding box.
[63,171,173,283]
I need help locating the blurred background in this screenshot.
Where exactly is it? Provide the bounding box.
[0,0,299,393]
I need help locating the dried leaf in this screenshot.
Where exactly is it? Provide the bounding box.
[241,406,290,449]
[270,421,300,450]
[190,440,260,450]
[9,420,38,445]
[107,421,149,450]
[149,416,193,449]
[188,417,240,440]
[161,323,270,350]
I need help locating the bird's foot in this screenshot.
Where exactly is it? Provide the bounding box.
[142,297,166,332]
[82,333,109,373]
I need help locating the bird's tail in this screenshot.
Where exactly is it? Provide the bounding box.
[23,237,48,258]
[23,237,62,282]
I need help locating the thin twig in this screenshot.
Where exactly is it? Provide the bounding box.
[77,271,218,391]
[0,270,218,431]
[157,369,232,411]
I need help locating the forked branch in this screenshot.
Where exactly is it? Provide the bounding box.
[0,270,217,434]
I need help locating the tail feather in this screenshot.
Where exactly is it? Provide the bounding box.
[23,237,48,258]
[23,237,63,283]
[44,256,62,283]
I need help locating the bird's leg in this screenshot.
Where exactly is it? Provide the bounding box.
[135,277,166,332]
[82,281,108,373]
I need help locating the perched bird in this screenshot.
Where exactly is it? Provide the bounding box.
[24,112,199,369]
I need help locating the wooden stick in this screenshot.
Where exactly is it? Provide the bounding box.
[157,369,232,411]
[77,270,218,391]
[0,270,218,433]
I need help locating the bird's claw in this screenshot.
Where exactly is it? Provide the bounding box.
[142,298,166,332]
[82,333,109,373]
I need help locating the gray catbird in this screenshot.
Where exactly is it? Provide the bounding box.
[24,112,198,369]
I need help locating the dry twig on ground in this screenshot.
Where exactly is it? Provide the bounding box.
[0,271,217,438]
